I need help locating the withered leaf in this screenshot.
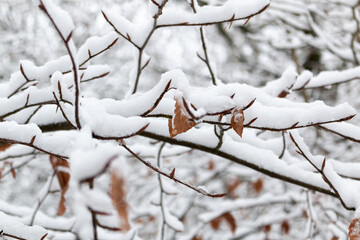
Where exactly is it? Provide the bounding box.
[349,218,360,240]
[252,178,264,193]
[208,160,215,171]
[191,236,204,240]
[58,195,67,216]
[278,90,289,98]
[226,177,241,197]
[281,220,290,235]
[0,143,11,152]
[168,97,196,138]
[0,161,9,180]
[210,212,237,233]
[49,155,70,216]
[231,107,245,137]
[264,224,271,233]
[10,166,16,179]
[110,170,130,232]
[223,212,237,233]
[210,217,221,231]
[41,233,48,240]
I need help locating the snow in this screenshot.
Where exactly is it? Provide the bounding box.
[81,99,150,138]
[1,0,360,239]
[77,31,118,65]
[0,121,41,143]
[41,0,74,40]
[262,66,297,96]
[81,65,111,82]
[199,193,303,221]
[0,212,47,240]
[164,208,184,232]
[302,66,360,89]
[158,0,270,26]
[320,122,360,143]
[102,9,154,47]
[70,127,119,181]
[145,118,332,193]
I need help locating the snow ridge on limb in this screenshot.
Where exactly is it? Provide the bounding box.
[0,212,48,240]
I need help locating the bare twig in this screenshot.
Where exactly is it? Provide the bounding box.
[40,1,81,129]
[190,0,217,85]
[123,144,226,198]
[289,132,355,211]
[29,170,58,225]
[351,2,360,65]
[157,143,167,239]
[103,3,269,94]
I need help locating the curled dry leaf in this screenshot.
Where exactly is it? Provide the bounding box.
[231,107,245,137]
[208,159,215,171]
[41,233,48,240]
[264,224,272,233]
[223,212,236,233]
[281,220,290,235]
[278,90,289,98]
[349,218,360,240]
[252,178,264,193]
[168,97,196,138]
[49,155,70,216]
[210,217,221,231]
[226,177,242,198]
[0,161,10,179]
[191,236,204,240]
[110,170,130,232]
[209,212,237,233]
[0,143,11,152]
[10,165,16,179]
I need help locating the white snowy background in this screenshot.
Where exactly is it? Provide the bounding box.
[1,0,360,239]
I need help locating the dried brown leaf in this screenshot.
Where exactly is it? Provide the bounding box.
[349,218,360,240]
[192,236,203,240]
[0,161,9,180]
[210,212,236,233]
[223,212,237,233]
[10,166,16,179]
[226,177,241,197]
[278,90,289,98]
[49,155,70,216]
[208,160,215,171]
[41,233,48,240]
[210,217,221,231]
[231,108,245,137]
[168,98,196,138]
[302,209,309,219]
[281,220,290,235]
[264,224,271,233]
[0,143,11,152]
[110,170,130,232]
[252,178,263,193]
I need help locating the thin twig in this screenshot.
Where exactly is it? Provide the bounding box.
[305,191,315,240]
[289,132,355,211]
[157,143,167,240]
[190,0,217,85]
[29,170,57,225]
[351,2,360,65]
[123,144,226,198]
[279,131,286,159]
[40,1,81,129]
